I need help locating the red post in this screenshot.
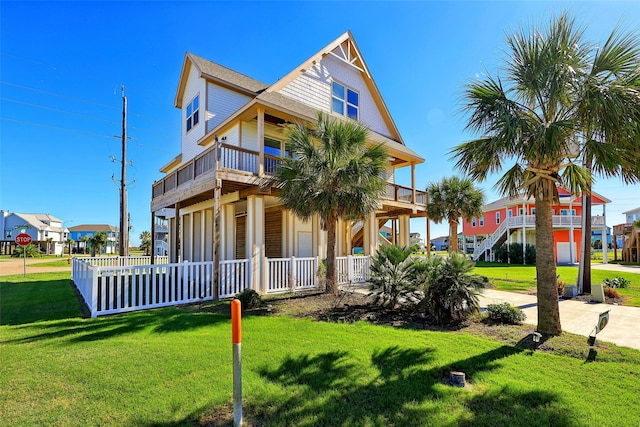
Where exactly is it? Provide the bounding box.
[232,299,241,344]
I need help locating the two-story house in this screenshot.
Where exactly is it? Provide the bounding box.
[68,224,118,254]
[0,210,69,255]
[150,31,427,292]
[462,188,610,264]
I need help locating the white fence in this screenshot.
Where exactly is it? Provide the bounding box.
[72,258,212,317]
[72,255,372,317]
[336,255,371,284]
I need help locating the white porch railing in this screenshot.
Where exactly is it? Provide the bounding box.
[336,255,370,284]
[219,259,250,298]
[75,256,169,267]
[265,256,319,294]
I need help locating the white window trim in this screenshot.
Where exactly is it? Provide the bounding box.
[472,218,476,227]
[496,212,501,224]
[331,80,359,120]
[186,94,200,133]
[479,217,484,226]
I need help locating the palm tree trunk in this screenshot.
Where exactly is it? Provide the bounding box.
[449,220,459,253]
[535,196,562,335]
[325,213,339,296]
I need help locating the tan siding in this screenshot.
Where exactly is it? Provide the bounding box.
[235,215,246,259]
[265,209,282,258]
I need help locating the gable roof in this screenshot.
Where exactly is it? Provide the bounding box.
[267,30,404,144]
[175,52,269,108]
[11,213,64,231]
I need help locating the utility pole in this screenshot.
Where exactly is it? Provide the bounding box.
[119,86,129,257]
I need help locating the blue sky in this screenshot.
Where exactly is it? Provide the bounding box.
[1,1,639,245]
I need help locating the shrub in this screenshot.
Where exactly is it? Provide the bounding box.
[419,253,483,324]
[508,243,524,264]
[557,278,567,296]
[495,244,509,263]
[486,302,526,324]
[602,276,630,289]
[604,287,622,299]
[11,244,42,258]
[236,288,262,310]
[369,245,417,308]
[524,244,536,264]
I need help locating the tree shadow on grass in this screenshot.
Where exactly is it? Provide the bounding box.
[249,343,568,426]
[1,307,229,345]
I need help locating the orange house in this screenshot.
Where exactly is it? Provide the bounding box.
[462,188,610,264]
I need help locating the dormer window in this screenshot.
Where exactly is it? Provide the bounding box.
[186,94,199,132]
[331,81,359,120]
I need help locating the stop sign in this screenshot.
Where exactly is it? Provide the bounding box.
[15,233,32,246]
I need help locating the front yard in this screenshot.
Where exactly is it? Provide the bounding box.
[1,272,640,426]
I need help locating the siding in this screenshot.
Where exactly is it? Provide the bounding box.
[235,215,246,260]
[241,121,258,150]
[206,83,252,133]
[279,54,392,138]
[265,208,282,258]
[181,66,207,162]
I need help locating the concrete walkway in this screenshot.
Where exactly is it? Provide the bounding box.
[479,289,640,351]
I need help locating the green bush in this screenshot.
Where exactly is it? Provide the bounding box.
[486,302,526,324]
[419,253,483,324]
[524,244,536,264]
[509,243,524,264]
[495,244,509,263]
[236,288,262,309]
[602,276,630,289]
[11,244,42,258]
[369,245,417,308]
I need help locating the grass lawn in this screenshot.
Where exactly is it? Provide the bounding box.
[473,262,640,307]
[2,272,640,426]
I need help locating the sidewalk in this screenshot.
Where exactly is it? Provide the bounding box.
[479,289,640,351]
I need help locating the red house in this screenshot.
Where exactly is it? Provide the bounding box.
[462,188,610,264]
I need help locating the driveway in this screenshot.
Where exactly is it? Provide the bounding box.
[479,289,640,351]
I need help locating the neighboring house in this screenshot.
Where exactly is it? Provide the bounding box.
[591,227,613,247]
[0,210,69,255]
[150,31,427,290]
[462,188,610,264]
[430,235,448,251]
[613,207,640,263]
[68,224,118,254]
[153,209,171,256]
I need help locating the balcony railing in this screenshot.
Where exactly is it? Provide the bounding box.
[153,143,425,206]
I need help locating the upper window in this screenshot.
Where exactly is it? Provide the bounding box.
[496,212,501,224]
[479,217,485,227]
[331,81,359,120]
[472,218,476,227]
[507,210,513,217]
[186,94,200,132]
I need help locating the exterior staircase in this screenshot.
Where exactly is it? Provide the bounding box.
[472,220,508,261]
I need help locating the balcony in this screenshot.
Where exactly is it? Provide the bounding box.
[153,143,426,209]
[502,215,606,228]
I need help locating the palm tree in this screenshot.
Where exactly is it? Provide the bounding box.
[452,13,640,335]
[89,232,108,257]
[273,112,388,295]
[425,176,485,254]
[65,237,74,256]
[45,237,53,255]
[79,235,90,254]
[139,231,152,256]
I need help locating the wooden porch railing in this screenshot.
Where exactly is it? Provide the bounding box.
[153,143,424,207]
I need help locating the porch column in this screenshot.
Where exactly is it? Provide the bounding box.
[336,218,345,257]
[221,204,236,261]
[150,212,156,264]
[346,221,352,256]
[391,219,396,245]
[522,203,526,265]
[172,203,181,263]
[363,212,378,255]
[284,210,295,257]
[312,214,326,259]
[569,199,575,264]
[411,163,416,204]
[398,214,410,248]
[246,195,265,292]
[257,108,265,176]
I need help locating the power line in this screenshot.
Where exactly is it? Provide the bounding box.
[0,117,115,139]
[1,80,119,110]
[1,97,117,125]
